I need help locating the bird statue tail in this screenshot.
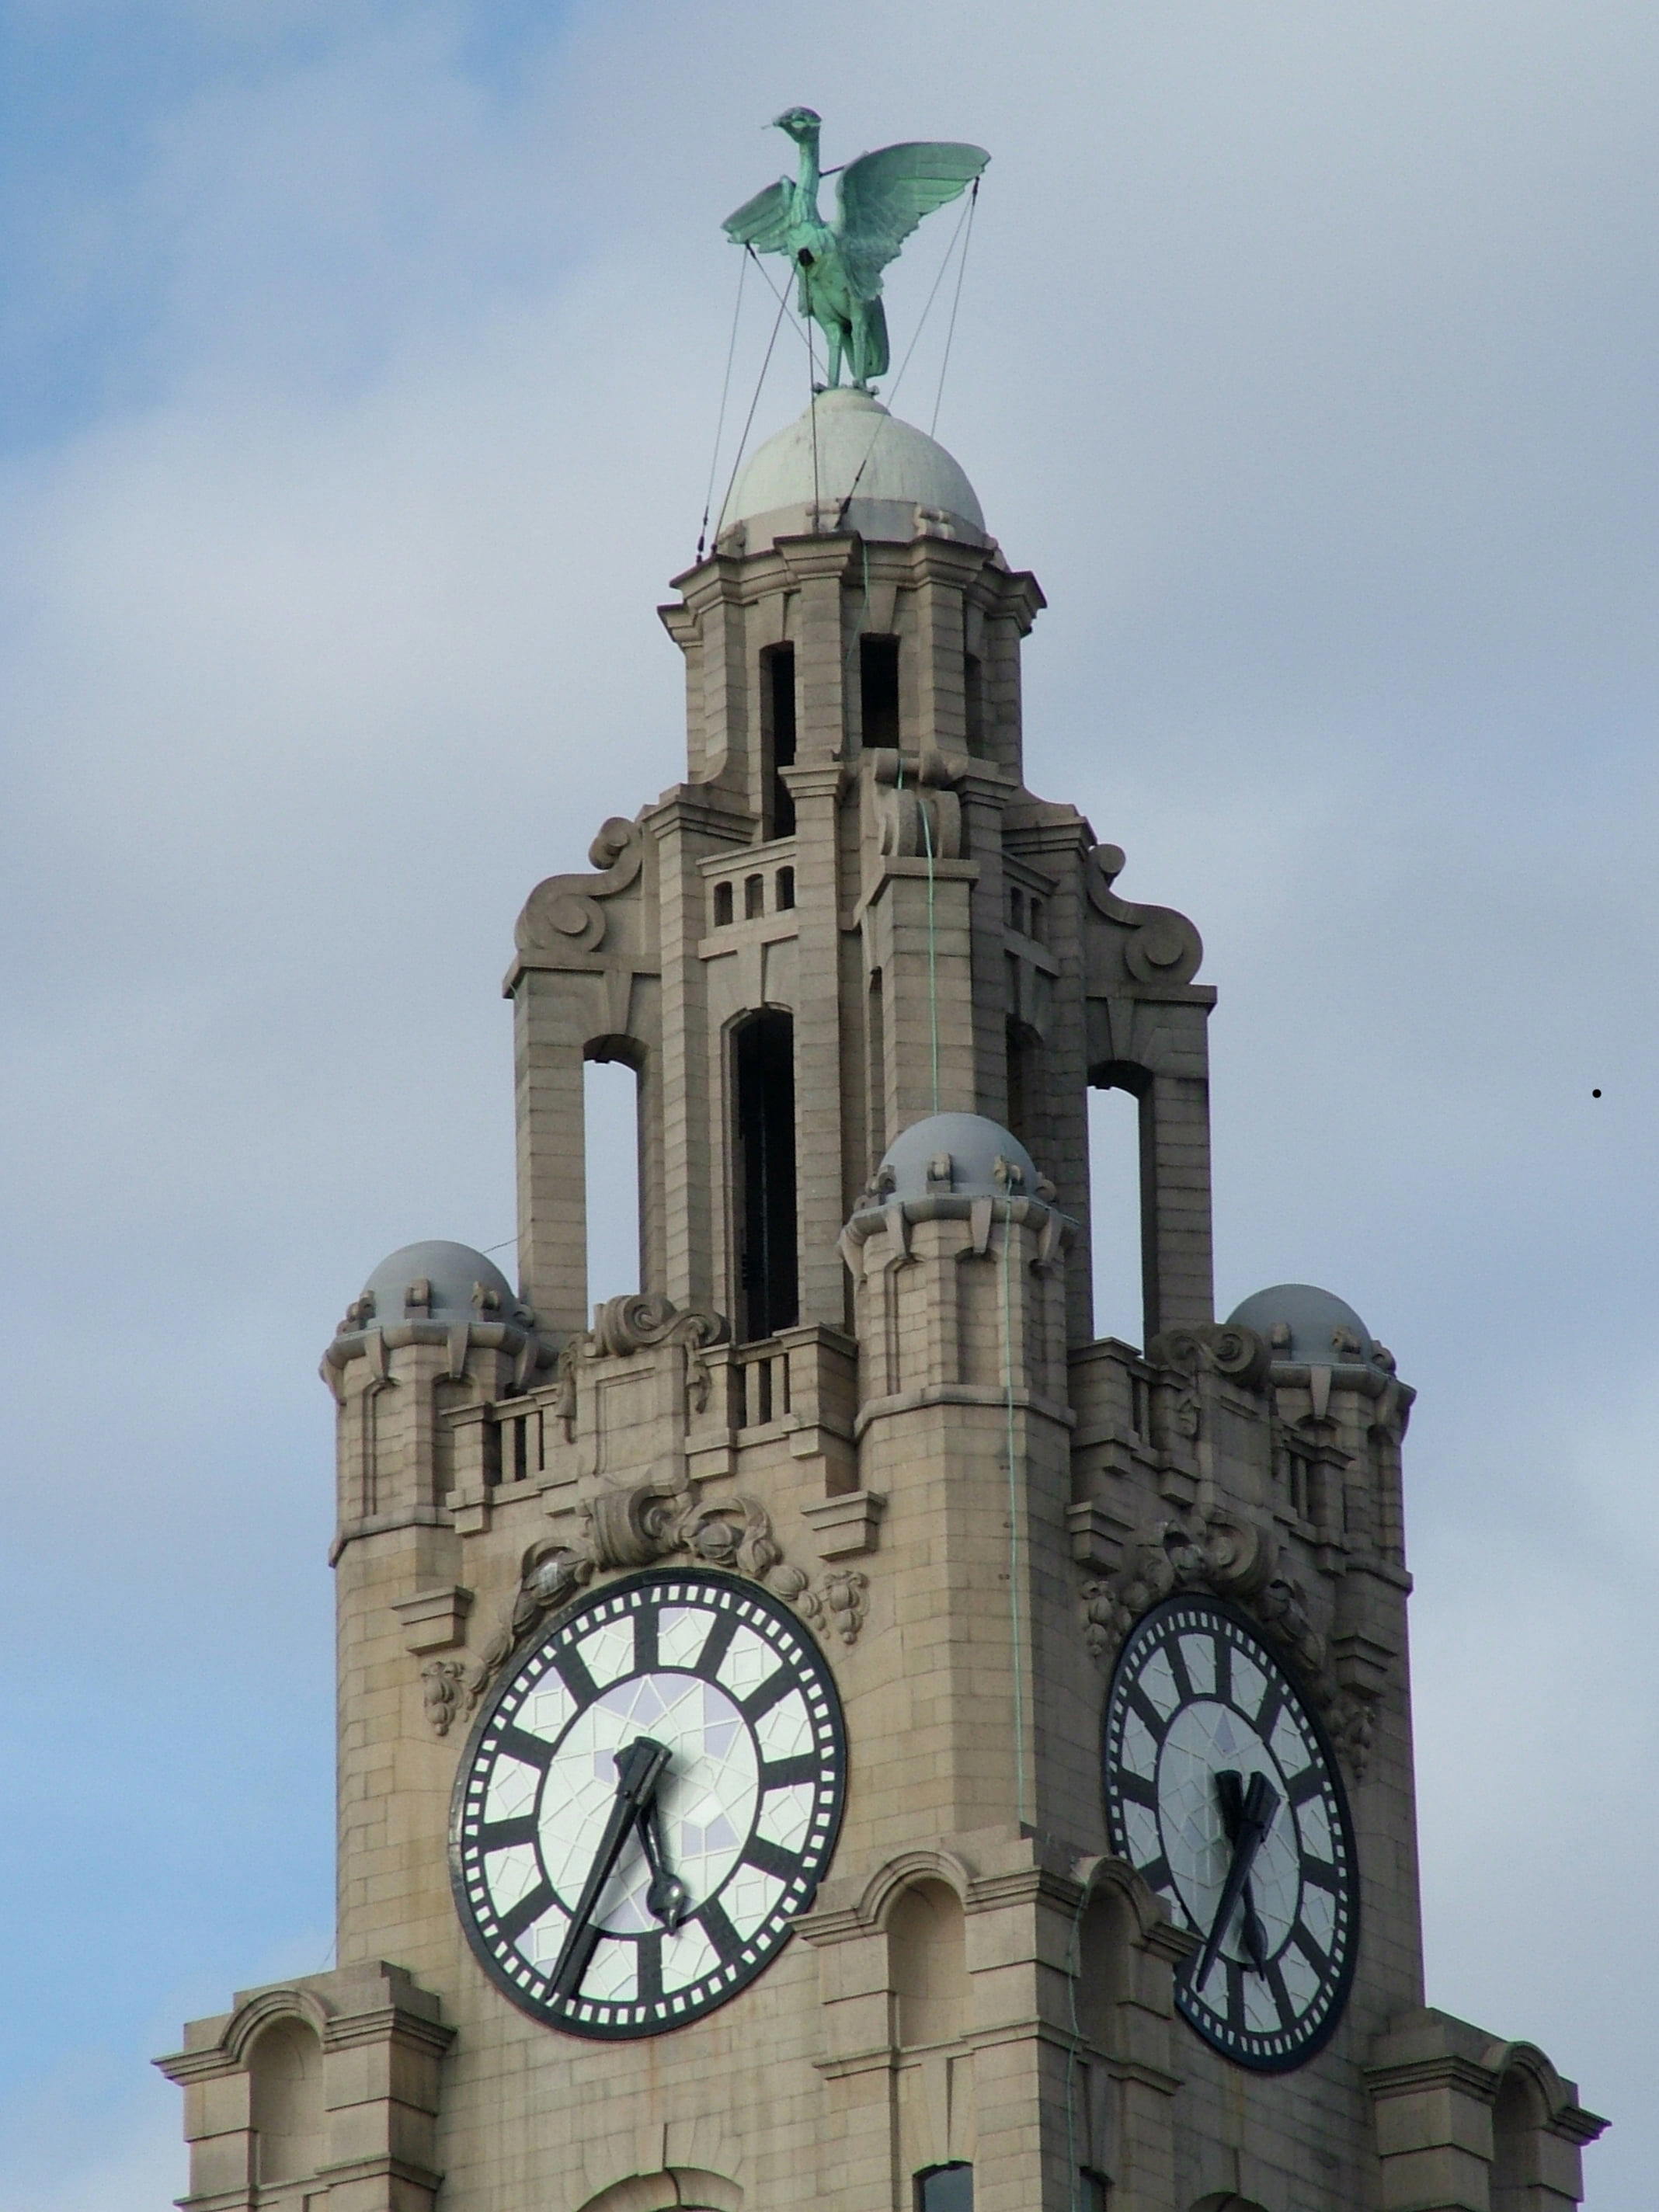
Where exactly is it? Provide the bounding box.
[864,297,890,382]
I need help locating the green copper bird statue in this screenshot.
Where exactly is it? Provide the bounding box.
[724,108,989,393]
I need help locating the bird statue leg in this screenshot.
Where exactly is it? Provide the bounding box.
[822,317,843,391]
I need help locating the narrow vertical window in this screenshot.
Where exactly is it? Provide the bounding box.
[763,645,797,837]
[964,651,985,753]
[861,635,901,748]
[1088,1083,1145,1349]
[733,1011,798,1341]
[1007,1021,1037,1153]
[585,1052,642,1306]
[713,880,733,927]
[775,866,795,910]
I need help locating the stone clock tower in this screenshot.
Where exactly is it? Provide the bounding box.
[160,381,1605,2210]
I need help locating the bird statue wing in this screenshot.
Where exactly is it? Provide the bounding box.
[834,141,989,295]
[722,178,796,255]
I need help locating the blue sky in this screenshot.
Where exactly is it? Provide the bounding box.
[2,3,1656,2202]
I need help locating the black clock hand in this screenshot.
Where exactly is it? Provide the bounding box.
[1216,1769,1271,1970]
[549,1735,673,2002]
[635,1795,691,1932]
[1193,1769,1280,1992]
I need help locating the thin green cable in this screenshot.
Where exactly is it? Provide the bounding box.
[920,787,940,1113]
[1002,1195,1028,1828]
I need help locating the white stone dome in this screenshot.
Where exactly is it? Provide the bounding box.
[718,389,986,551]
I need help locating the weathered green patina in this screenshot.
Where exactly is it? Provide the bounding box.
[724,108,988,392]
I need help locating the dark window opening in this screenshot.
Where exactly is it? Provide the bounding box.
[1007,1021,1038,1153]
[867,969,887,1165]
[1080,2171,1110,2212]
[763,645,797,838]
[861,635,901,749]
[964,651,985,752]
[713,880,733,927]
[744,873,764,920]
[734,1011,798,1341]
[916,2165,973,2212]
[776,866,795,910]
[1028,896,1044,942]
[1009,886,1025,933]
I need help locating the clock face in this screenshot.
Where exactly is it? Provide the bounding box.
[1101,1595,1358,2071]
[450,1567,846,2040]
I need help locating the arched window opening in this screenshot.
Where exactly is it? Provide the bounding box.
[964,652,985,753]
[744,873,765,920]
[1088,1081,1145,1350]
[249,2016,325,2186]
[915,2164,973,2212]
[861,635,901,749]
[585,1049,642,1308]
[762,645,796,837]
[1074,1890,1131,2052]
[775,865,795,911]
[733,1011,797,1341]
[1491,2071,1542,2209]
[889,1880,969,2047]
[1079,2172,1110,2212]
[713,880,733,927]
[1009,886,1026,934]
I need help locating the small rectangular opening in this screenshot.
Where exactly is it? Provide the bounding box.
[744,873,765,920]
[1088,1083,1144,1349]
[713,880,733,927]
[775,866,795,910]
[763,645,797,837]
[916,2166,973,2212]
[964,651,985,752]
[861,635,900,749]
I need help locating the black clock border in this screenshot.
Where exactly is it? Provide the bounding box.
[1100,1589,1361,2075]
[447,1563,849,2041]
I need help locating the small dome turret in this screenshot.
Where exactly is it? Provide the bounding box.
[1225,1282,1393,1375]
[341,1240,529,1335]
[875,1112,1043,1205]
[719,389,987,553]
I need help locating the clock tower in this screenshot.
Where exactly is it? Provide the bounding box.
[159,343,1605,2212]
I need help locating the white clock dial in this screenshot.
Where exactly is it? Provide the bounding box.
[450,1568,846,2040]
[1101,1595,1358,2071]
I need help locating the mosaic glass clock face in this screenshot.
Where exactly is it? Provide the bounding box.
[450,1567,846,2040]
[1101,1595,1358,2071]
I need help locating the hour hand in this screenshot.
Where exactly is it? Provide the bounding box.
[1194,1768,1280,1991]
[636,1796,692,1932]
[549,1736,673,2002]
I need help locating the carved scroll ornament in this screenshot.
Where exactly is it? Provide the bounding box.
[1081,1507,1380,1778]
[869,743,965,859]
[552,1292,728,1441]
[516,816,645,957]
[1085,842,1204,986]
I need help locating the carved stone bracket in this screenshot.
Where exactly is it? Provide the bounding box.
[1085,843,1204,986]
[554,1292,729,1442]
[1146,1318,1272,1393]
[869,743,967,859]
[1080,1506,1381,1779]
[516,816,645,957]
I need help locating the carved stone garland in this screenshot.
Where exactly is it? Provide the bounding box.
[1080,1506,1379,1779]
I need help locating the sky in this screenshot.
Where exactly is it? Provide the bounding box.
[2,1,1654,2203]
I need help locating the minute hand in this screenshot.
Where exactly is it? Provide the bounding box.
[549,1736,672,2003]
[1192,1769,1280,1993]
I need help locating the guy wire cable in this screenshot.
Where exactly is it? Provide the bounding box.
[1002,1189,1030,1830]
[930,176,979,439]
[696,248,749,562]
[834,187,979,531]
[710,266,793,548]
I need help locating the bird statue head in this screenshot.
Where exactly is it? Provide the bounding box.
[772,106,822,144]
